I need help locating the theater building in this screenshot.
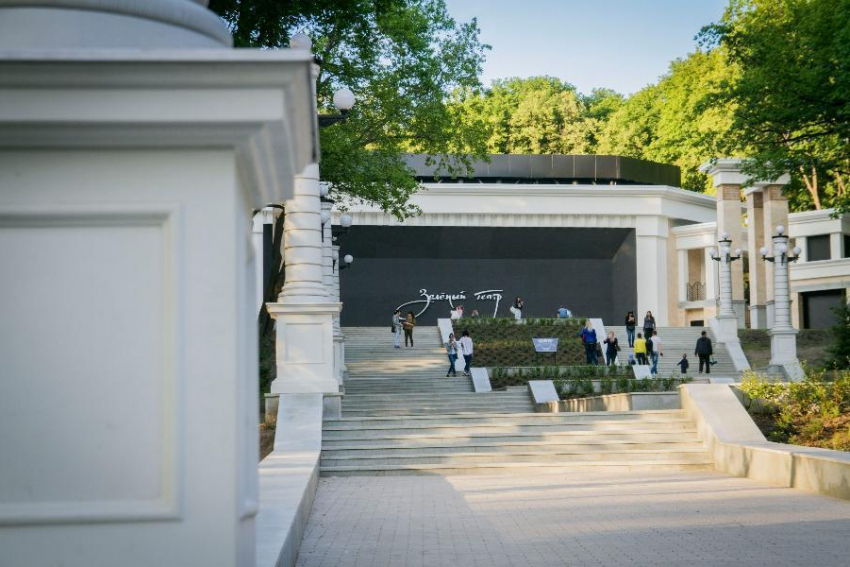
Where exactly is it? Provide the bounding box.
[255,154,849,329]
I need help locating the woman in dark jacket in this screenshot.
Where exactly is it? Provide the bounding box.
[625,311,636,347]
[643,311,656,341]
[579,321,599,365]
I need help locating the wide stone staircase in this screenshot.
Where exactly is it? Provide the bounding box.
[320,326,714,476]
[606,325,740,379]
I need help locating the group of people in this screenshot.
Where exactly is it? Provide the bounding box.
[579,310,717,376]
[392,309,417,348]
[445,331,474,377]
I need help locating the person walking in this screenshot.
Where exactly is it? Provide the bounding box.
[677,354,690,375]
[445,333,459,377]
[580,321,599,365]
[603,331,620,366]
[392,308,403,349]
[459,330,474,376]
[624,310,636,348]
[642,310,656,341]
[649,330,663,375]
[695,331,713,374]
[510,296,524,320]
[633,332,648,366]
[403,311,416,348]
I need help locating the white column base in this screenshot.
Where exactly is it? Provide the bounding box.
[769,327,803,381]
[268,301,342,394]
[713,314,740,344]
[749,305,767,329]
[333,331,345,387]
[732,300,747,328]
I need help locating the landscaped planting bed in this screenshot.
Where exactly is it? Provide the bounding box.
[452,317,586,367]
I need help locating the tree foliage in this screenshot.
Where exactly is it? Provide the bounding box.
[209,0,490,219]
[699,0,850,211]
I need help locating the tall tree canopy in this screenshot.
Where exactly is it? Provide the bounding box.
[699,0,849,211]
[209,0,490,219]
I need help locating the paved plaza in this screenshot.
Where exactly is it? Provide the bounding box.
[296,471,850,567]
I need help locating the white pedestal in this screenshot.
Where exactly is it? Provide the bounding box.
[769,328,803,381]
[714,314,740,344]
[748,304,767,329]
[0,49,315,567]
[268,302,342,394]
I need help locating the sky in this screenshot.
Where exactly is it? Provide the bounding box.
[443,0,729,95]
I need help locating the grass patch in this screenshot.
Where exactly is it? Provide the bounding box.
[739,329,834,370]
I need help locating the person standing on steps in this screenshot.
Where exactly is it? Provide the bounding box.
[459,330,474,377]
[695,331,713,374]
[580,320,599,365]
[603,331,620,366]
[649,330,663,375]
[634,332,648,366]
[625,310,636,348]
[392,308,403,349]
[445,333,459,377]
[510,296,524,320]
[403,310,415,348]
[642,310,656,341]
[677,354,690,375]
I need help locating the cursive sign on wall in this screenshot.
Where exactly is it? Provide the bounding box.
[396,288,503,318]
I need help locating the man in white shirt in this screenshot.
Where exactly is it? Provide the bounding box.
[459,330,474,377]
[650,331,662,375]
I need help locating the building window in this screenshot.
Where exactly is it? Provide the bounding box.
[807,234,831,261]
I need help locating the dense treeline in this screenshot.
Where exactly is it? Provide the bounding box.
[211,0,849,214]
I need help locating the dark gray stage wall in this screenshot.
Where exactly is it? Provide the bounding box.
[339,226,636,326]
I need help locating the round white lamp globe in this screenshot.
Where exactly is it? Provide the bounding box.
[720,231,729,240]
[320,210,330,224]
[734,248,742,257]
[759,246,769,257]
[343,254,354,265]
[290,32,312,51]
[320,182,330,198]
[776,225,785,235]
[333,88,356,111]
[340,214,353,228]
[793,246,802,256]
[332,249,339,261]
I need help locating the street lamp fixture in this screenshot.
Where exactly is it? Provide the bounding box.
[319,87,356,128]
[760,226,801,265]
[336,253,354,271]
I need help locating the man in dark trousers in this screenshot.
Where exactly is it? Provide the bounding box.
[695,331,713,374]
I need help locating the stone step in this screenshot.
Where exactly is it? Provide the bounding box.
[322,420,696,439]
[321,429,701,448]
[325,410,686,426]
[322,439,704,457]
[320,448,710,467]
[341,394,530,405]
[320,460,715,476]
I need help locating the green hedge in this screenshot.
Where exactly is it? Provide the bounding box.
[453,318,586,366]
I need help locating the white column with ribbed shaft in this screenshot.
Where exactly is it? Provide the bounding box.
[320,201,343,385]
[715,241,740,343]
[332,243,346,385]
[769,233,802,380]
[267,164,341,394]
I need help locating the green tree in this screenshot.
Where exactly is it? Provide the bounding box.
[209,0,490,219]
[598,50,736,191]
[699,0,850,212]
[449,76,592,155]
[827,301,850,369]
[582,88,625,151]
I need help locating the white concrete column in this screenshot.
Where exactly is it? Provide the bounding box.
[331,244,346,385]
[830,232,844,260]
[746,190,767,328]
[703,246,719,319]
[714,239,742,342]
[768,233,802,380]
[321,201,334,295]
[677,249,688,304]
[635,216,669,326]
[762,185,790,328]
[268,164,341,395]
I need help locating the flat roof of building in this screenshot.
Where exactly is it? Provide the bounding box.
[404,154,681,187]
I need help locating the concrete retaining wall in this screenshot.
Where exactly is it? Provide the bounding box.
[561,392,680,412]
[679,384,850,500]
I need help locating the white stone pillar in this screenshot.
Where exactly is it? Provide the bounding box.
[714,239,742,342]
[332,244,346,385]
[746,189,767,328]
[703,246,719,319]
[635,216,669,326]
[267,164,341,395]
[320,200,343,386]
[762,185,790,328]
[0,2,318,565]
[768,233,802,380]
[830,232,844,260]
[677,249,688,304]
